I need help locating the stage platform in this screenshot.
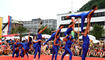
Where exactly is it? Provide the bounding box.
[0,55,105,60]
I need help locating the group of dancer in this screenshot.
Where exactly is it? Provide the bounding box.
[12,32,32,58]
[12,5,98,60]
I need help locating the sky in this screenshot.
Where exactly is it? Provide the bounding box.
[0,0,90,23]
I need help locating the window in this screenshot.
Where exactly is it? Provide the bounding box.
[60,21,105,28]
[92,12,105,17]
[61,16,72,20]
[61,12,105,21]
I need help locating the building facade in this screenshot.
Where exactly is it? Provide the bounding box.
[2,20,23,35]
[20,18,57,34]
[57,9,105,39]
[12,20,23,29]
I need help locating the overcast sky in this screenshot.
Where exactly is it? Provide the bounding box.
[0,0,90,23]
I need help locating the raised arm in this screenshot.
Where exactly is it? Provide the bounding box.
[38,25,48,34]
[51,30,56,33]
[55,29,60,38]
[72,19,79,33]
[28,32,30,42]
[87,10,94,23]
[38,20,42,29]
[55,25,63,38]
[68,19,78,28]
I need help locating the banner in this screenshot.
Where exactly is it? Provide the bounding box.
[8,16,12,34]
[0,17,3,38]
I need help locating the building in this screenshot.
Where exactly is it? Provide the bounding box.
[42,19,57,29]
[57,9,105,39]
[12,20,23,29]
[2,20,23,35]
[20,18,41,34]
[20,18,57,34]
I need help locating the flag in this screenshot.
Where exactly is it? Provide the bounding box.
[8,16,12,34]
[0,17,3,38]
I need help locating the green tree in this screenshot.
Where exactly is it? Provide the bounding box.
[11,26,28,41]
[17,26,27,34]
[79,0,105,12]
[11,26,28,34]
[11,28,18,34]
[40,26,55,35]
[17,26,28,41]
[90,24,104,40]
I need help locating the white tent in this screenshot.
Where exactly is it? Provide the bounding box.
[5,36,20,40]
[79,35,100,43]
[24,36,33,39]
[42,34,51,38]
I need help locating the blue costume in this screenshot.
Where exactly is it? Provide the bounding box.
[44,28,61,45]
[52,38,61,60]
[20,40,31,58]
[12,42,19,57]
[37,33,42,48]
[33,33,42,59]
[64,27,73,36]
[68,10,94,32]
[33,39,41,59]
[82,35,90,60]
[61,36,73,60]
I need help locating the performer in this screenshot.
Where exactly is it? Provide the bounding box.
[61,35,73,60]
[20,32,32,58]
[12,39,19,58]
[64,18,78,39]
[81,18,90,60]
[33,35,42,60]
[66,5,97,32]
[44,25,64,45]
[52,36,61,60]
[35,25,48,60]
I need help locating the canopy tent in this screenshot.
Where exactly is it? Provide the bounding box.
[2,34,20,40]
[22,36,33,41]
[6,36,20,40]
[42,34,51,39]
[79,35,100,43]
[2,34,19,37]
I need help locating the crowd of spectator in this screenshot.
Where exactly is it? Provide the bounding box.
[0,37,105,58]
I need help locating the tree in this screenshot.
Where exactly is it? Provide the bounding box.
[40,26,55,35]
[79,0,105,12]
[11,26,28,41]
[11,28,18,34]
[11,26,28,34]
[17,26,27,34]
[17,26,28,41]
[90,24,104,40]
